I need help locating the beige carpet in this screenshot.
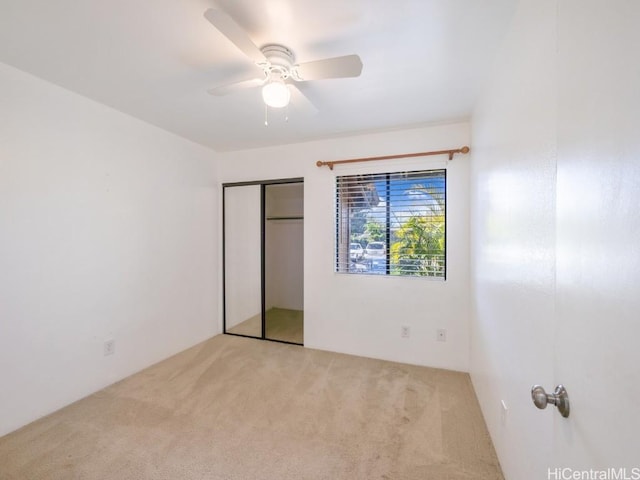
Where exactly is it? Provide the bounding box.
[0,335,503,480]
[227,307,304,344]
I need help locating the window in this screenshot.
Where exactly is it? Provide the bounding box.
[335,169,446,278]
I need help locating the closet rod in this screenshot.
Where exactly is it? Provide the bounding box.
[316,146,470,170]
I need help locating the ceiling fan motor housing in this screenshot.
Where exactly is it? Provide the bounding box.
[260,44,296,81]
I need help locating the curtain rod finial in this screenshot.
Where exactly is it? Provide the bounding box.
[316,160,334,170]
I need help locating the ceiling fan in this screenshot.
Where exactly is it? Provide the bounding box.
[203,8,363,112]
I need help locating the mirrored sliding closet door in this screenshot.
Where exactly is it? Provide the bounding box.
[223,184,262,338]
[223,179,304,345]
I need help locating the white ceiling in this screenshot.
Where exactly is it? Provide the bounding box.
[0,0,516,152]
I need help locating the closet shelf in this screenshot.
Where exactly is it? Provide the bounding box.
[266,216,304,221]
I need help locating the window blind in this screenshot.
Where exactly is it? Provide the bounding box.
[335,169,446,278]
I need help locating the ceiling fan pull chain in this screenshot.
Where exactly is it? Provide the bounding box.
[264,104,269,127]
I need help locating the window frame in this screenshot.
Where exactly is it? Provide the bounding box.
[334,168,447,280]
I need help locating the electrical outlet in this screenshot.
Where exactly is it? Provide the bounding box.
[401,325,411,338]
[437,329,447,342]
[104,339,115,356]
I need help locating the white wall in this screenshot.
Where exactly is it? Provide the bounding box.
[218,122,471,371]
[265,219,304,311]
[554,0,640,470]
[471,0,640,477]
[0,62,218,436]
[469,1,557,476]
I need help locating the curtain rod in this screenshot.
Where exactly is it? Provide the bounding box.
[316,146,470,170]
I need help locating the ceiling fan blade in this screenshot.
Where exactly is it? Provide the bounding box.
[204,8,266,64]
[207,77,265,96]
[289,84,319,115]
[294,54,363,81]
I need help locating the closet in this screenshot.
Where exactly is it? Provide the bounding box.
[223,178,303,345]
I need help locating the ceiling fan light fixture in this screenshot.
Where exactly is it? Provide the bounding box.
[261,80,290,108]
